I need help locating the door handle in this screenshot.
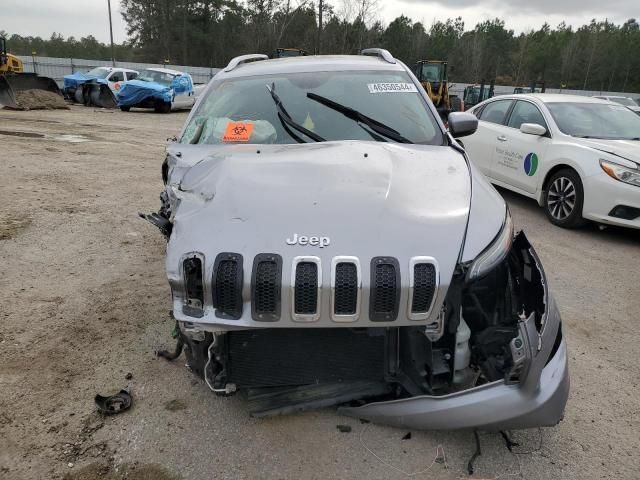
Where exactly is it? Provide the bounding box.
[497,135,507,142]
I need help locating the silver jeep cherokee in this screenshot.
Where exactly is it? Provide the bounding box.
[147,49,568,431]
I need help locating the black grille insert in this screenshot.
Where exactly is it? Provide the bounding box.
[212,253,243,319]
[334,262,358,315]
[294,262,318,315]
[251,254,282,321]
[370,257,400,321]
[412,263,436,313]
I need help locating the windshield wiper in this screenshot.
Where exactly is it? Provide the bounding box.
[267,83,325,143]
[575,135,640,140]
[306,92,413,143]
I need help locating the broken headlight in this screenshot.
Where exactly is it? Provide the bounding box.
[465,208,513,282]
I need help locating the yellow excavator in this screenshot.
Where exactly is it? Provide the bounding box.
[0,37,65,109]
[413,60,462,120]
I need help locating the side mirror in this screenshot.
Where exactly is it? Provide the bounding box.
[448,112,478,138]
[520,123,546,136]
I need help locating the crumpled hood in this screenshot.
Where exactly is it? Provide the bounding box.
[576,138,640,166]
[166,141,474,327]
[170,141,471,254]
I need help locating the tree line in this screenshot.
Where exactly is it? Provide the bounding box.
[3,0,640,92]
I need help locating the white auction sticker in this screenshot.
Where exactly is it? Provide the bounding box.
[368,82,418,94]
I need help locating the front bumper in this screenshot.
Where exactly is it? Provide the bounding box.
[583,173,640,229]
[339,296,569,431]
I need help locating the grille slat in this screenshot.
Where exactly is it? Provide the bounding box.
[369,257,400,322]
[251,254,282,321]
[334,262,358,315]
[294,262,319,315]
[411,263,436,313]
[212,253,243,320]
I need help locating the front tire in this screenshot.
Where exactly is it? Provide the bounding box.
[543,168,587,228]
[119,106,131,112]
[154,101,171,114]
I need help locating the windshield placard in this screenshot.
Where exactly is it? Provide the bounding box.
[368,83,418,94]
[223,122,255,142]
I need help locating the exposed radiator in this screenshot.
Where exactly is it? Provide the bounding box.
[226,328,386,387]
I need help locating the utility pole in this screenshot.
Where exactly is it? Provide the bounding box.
[316,0,323,54]
[107,0,116,66]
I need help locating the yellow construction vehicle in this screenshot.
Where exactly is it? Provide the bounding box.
[0,37,65,109]
[413,60,462,119]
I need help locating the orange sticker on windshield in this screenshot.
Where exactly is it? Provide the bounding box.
[223,122,254,142]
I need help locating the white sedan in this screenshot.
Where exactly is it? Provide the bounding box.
[462,94,640,229]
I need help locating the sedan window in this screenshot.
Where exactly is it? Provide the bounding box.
[478,100,513,125]
[109,71,124,82]
[547,102,640,140]
[507,101,548,131]
[609,97,637,107]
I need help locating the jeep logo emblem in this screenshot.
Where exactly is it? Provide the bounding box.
[286,233,330,248]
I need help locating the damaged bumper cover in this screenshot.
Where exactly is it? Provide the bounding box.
[339,296,568,431]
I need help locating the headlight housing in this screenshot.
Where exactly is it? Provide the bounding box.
[466,208,513,282]
[600,159,640,187]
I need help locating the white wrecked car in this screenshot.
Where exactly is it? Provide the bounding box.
[144,50,568,431]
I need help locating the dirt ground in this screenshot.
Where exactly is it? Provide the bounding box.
[1,105,639,480]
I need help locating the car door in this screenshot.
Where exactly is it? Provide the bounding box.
[490,100,551,194]
[464,99,514,176]
[106,70,125,93]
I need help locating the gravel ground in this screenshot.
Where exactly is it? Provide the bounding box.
[1,106,639,480]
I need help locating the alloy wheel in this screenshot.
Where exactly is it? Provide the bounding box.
[547,176,576,221]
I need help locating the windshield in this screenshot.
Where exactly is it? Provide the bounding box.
[181,70,443,145]
[416,64,443,83]
[87,67,109,79]
[547,102,640,140]
[138,69,176,86]
[609,97,637,107]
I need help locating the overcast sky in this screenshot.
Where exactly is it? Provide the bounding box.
[1,0,637,44]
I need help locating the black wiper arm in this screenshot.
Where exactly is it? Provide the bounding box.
[267,83,325,143]
[306,92,413,143]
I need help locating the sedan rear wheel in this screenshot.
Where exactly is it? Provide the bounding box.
[544,169,587,228]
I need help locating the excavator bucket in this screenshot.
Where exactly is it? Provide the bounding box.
[0,73,68,110]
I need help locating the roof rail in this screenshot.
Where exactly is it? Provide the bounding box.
[360,48,396,64]
[223,54,269,72]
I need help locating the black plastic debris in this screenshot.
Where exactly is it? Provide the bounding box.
[467,430,481,475]
[336,424,352,433]
[138,211,172,237]
[402,432,412,440]
[94,389,132,415]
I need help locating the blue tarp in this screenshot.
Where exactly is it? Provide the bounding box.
[63,71,98,90]
[117,74,193,107]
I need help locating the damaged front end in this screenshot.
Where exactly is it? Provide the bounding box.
[78,80,118,109]
[147,142,568,431]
